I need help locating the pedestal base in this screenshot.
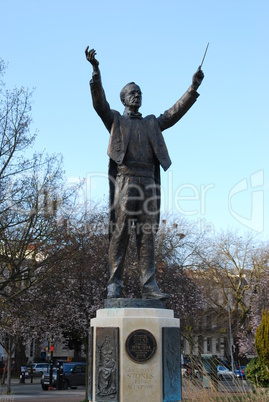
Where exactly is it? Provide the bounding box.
[90,307,181,402]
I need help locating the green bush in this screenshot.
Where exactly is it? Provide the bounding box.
[255,309,269,368]
[245,357,269,388]
[246,309,269,388]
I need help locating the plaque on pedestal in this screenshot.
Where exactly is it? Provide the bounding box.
[125,329,157,363]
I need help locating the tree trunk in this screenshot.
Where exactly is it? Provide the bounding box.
[14,335,27,377]
[6,336,12,394]
[2,335,13,394]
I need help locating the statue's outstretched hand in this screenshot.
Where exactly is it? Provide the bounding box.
[192,67,204,90]
[85,47,99,69]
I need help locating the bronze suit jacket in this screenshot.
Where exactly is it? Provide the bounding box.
[89,72,200,236]
[90,72,199,171]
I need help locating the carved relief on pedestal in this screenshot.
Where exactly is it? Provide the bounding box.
[95,327,119,401]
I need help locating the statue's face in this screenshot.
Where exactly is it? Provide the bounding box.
[124,84,142,110]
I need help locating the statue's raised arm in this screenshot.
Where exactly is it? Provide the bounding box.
[85,47,99,73]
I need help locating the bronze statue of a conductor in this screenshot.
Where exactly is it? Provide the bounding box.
[85,47,204,300]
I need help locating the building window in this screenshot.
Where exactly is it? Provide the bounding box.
[207,338,211,352]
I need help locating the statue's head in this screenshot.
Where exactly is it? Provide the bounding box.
[120,82,142,110]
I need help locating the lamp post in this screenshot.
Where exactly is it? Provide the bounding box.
[227,295,235,380]
[49,338,54,390]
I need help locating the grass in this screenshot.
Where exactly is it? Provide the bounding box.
[182,377,269,401]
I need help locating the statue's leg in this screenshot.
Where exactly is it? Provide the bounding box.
[107,175,135,298]
[136,178,168,300]
[107,215,130,298]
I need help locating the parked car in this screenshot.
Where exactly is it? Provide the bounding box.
[41,362,86,390]
[217,365,234,380]
[63,362,86,389]
[29,362,50,377]
[234,366,246,379]
[41,367,57,390]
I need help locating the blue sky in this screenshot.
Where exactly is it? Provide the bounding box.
[1,0,269,238]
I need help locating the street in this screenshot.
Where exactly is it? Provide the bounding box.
[0,377,252,401]
[0,378,86,401]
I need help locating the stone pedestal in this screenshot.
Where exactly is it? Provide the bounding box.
[89,305,181,402]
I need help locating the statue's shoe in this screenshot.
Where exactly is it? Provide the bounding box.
[142,286,169,300]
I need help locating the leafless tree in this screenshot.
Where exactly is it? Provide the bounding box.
[0,58,80,390]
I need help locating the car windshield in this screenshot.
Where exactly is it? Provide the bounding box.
[218,366,228,371]
[63,364,75,373]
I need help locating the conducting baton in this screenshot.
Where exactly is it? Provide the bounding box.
[199,42,209,69]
